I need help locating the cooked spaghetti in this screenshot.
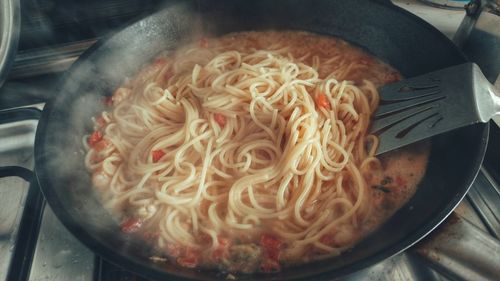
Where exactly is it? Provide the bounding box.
[84,31,429,273]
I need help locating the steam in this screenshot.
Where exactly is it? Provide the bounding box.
[37,0,289,268]
[37,1,206,260]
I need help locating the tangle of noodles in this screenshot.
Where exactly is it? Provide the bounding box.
[84,31,429,273]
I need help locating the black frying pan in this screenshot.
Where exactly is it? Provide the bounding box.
[34,0,489,280]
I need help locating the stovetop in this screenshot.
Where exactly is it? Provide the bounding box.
[0,1,499,281]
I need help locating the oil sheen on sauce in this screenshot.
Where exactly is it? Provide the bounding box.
[363,141,430,237]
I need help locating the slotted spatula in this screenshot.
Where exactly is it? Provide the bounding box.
[371,62,500,155]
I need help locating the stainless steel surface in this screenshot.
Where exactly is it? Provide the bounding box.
[467,167,500,239]
[0,119,36,280]
[474,65,500,123]
[454,0,500,83]
[418,0,469,9]
[394,0,465,38]
[346,253,448,281]
[0,177,30,281]
[413,213,500,281]
[3,1,467,82]
[5,1,464,82]
[454,197,490,233]
[0,1,498,281]
[372,63,500,154]
[10,39,97,79]
[0,0,20,87]
[454,0,500,125]
[29,207,95,281]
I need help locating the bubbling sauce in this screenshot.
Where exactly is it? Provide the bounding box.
[85,31,429,273]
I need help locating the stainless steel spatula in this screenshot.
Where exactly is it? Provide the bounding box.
[371,63,500,155]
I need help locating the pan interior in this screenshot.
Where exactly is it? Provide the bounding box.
[35,0,488,280]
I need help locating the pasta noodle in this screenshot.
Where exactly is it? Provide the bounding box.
[84,31,428,273]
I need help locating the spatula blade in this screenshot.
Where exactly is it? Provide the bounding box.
[372,63,481,155]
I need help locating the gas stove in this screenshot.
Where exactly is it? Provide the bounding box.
[0,1,498,281]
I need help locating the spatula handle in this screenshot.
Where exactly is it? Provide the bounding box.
[488,82,500,127]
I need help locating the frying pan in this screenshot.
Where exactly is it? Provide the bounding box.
[34,0,490,280]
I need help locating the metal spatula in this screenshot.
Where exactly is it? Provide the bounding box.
[371,63,500,155]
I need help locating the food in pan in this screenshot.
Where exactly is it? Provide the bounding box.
[84,31,429,273]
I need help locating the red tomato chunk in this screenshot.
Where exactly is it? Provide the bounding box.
[214,113,227,127]
[152,150,165,162]
[120,217,143,233]
[88,131,103,147]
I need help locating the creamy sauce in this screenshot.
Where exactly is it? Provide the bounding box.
[363,141,429,237]
[87,31,429,273]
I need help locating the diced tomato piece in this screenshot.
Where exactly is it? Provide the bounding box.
[103,96,113,107]
[120,217,143,233]
[217,236,231,247]
[260,259,280,273]
[320,234,335,246]
[214,113,226,127]
[177,256,198,268]
[358,57,373,66]
[199,37,208,48]
[177,248,199,268]
[217,236,232,257]
[197,232,212,244]
[261,234,282,262]
[152,149,165,163]
[212,248,225,261]
[93,139,109,152]
[163,69,173,82]
[266,247,281,261]
[153,57,167,66]
[210,236,231,261]
[88,131,103,147]
[260,234,282,249]
[165,243,181,258]
[395,176,407,187]
[315,94,331,109]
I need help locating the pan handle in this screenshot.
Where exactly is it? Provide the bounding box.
[412,212,500,281]
[0,107,42,124]
[0,166,33,182]
[0,106,41,181]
